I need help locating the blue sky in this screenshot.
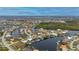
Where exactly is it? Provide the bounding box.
[0,7,79,16]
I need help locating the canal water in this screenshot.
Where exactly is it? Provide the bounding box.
[11,29,79,51]
[31,31,79,51]
[31,37,64,51]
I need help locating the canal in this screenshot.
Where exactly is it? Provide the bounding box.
[31,31,79,51]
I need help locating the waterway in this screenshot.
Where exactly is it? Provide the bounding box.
[31,31,79,51]
[11,29,79,51]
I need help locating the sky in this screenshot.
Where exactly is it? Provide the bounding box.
[0,7,79,16]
